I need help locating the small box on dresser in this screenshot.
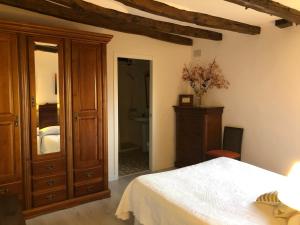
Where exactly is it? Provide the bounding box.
[173,106,224,168]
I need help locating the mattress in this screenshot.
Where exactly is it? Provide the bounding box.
[116,157,286,225]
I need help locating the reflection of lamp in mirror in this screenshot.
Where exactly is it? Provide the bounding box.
[278,162,300,211]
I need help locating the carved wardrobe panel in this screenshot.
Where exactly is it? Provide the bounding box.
[72,41,106,197]
[0,32,22,198]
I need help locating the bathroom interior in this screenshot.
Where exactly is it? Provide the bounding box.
[118,57,151,177]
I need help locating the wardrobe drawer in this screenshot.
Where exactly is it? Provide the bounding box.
[33,188,66,207]
[74,180,103,197]
[74,166,102,183]
[32,159,65,176]
[0,182,22,197]
[32,174,66,191]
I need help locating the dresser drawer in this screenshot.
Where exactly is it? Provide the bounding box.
[74,166,102,183]
[33,188,66,207]
[74,180,103,197]
[0,182,22,197]
[32,159,65,176]
[32,174,66,191]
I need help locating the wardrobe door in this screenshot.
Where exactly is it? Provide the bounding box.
[28,37,67,207]
[0,32,22,197]
[72,41,104,196]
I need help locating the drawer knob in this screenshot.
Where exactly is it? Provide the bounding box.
[86,172,94,178]
[0,188,9,195]
[47,180,55,186]
[46,194,56,201]
[47,164,55,170]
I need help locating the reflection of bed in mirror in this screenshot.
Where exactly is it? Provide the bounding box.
[37,103,60,155]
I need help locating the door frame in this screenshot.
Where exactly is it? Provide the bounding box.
[113,53,154,180]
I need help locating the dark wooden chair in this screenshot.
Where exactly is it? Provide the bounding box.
[206,126,244,160]
[0,195,25,225]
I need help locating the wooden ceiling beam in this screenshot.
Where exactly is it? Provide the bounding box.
[225,0,300,24]
[114,0,261,35]
[70,0,222,40]
[0,0,194,45]
[44,0,74,8]
[0,0,223,45]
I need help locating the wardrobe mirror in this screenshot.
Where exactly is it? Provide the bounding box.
[34,42,61,155]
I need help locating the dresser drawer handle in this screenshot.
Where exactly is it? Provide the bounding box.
[46,194,56,201]
[85,172,94,178]
[47,164,55,170]
[47,180,55,186]
[0,188,9,195]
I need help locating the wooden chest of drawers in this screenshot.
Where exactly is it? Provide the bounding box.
[32,187,67,207]
[32,174,66,191]
[74,179,103,197]
[174,106,223,167]
[31,158,67,207]
[32,159,66,177]
[74,166,102,183]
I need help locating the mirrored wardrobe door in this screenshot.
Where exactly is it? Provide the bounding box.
[28,37,66,160]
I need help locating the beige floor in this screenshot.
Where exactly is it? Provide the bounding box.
[26,174,141,225]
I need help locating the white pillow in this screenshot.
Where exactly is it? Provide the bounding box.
[39,126,60,136]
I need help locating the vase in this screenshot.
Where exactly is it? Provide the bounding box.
[194,95,202,107]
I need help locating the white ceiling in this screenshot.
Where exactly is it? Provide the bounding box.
[86,0,300,30]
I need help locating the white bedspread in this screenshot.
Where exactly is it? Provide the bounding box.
[116,158,287,225]
[40,135,60,154]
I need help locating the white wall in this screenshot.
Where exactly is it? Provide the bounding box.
[110,34,190,179]
[35,51,59,105]
[0,5,192,179]
[193,24,300,175]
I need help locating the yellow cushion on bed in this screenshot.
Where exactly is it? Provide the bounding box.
[256,191,297,219]
[273,203,297,218]
[256,191,280,206]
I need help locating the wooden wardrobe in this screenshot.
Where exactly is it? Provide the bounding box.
[0,20,112,218]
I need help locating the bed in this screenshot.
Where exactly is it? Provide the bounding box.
[36,103,60,155]
[37,126,60,155]
[116,157,287,225]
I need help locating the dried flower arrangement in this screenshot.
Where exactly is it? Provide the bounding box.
[182,59,229,105]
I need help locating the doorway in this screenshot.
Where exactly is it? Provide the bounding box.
[117,57,151,177]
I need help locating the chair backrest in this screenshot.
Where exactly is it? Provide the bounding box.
[222,127,244,153]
